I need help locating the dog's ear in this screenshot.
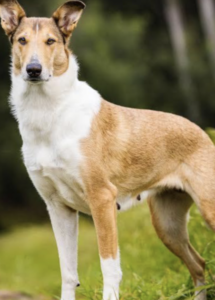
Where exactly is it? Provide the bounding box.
[0,0,26,38]
[52,1,86,41]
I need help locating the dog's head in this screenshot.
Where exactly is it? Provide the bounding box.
[0,0,85,83]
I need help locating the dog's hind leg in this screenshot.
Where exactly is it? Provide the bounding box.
[148,190,206,300]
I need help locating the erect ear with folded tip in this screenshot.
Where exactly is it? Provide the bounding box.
[52,1,86,42]
[0,0,26,39]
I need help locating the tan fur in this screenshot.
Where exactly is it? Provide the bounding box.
[0,0,25,36]
[148,191,205,282]
[81,100,215,272]
[12,17,69,76]
[81,100,208,196]
[53,1,85,41]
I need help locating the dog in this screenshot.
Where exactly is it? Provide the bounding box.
[0,1,215,299]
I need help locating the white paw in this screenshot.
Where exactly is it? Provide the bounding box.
[103,286,119,300]
[195,280,207,300]
[61,289,76,300]
[195,290,207,300]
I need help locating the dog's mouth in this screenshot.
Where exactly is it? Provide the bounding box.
[25,77,50,84]
[28,78,42,82]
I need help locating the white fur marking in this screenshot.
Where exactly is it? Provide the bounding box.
[101,251,122,300]
[195,280,206,300]
[117,191,150,212]
[11,55,101,214]
[155,173,184,190]
[33,21,40,59]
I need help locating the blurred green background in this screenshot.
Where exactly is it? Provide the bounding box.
[1,0,215,299]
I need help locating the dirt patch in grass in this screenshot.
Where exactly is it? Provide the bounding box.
[0,291,50,300]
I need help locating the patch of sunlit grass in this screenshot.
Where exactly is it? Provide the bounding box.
[0,203,215,299]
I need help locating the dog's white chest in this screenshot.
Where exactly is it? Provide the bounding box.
[11,57,101,214]
[23,130,91,214]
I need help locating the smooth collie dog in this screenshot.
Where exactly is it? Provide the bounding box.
[1,1,215,299]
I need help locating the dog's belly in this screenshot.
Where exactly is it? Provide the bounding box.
[116,191,149,212]
[31,166,150,214]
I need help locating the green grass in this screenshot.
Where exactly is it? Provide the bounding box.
[0,204,215,299]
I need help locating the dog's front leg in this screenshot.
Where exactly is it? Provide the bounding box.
[90,188,122,300]
[46,200,79,300]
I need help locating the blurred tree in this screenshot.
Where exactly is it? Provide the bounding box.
[72,1,185,112]
[72,2,147,108]
[165,0,200,123]
[197,0,215,80]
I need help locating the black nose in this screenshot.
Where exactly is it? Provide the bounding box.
[26,63,42,78]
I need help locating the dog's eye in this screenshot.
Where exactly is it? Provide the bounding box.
[46,38,56,46]
[18,37,27,45]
